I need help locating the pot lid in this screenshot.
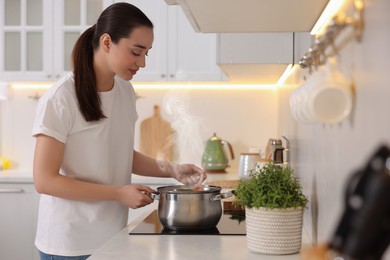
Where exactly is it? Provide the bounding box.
[157,185,221,194]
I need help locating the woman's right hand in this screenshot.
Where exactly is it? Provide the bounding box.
[117,184,155,209]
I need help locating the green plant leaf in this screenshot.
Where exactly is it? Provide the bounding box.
[234,163,308,209]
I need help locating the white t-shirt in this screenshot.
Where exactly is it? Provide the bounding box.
[32,73,138,256]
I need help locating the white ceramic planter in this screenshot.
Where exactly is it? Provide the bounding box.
[245,207,304,255]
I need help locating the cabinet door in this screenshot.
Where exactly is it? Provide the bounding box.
[0,0,52,81]
[0,0,109,82]
[0,183,40,260]
[118,1,223,82]
[217,33,294,83]
[171,6,224,81]
[52,0,108,80]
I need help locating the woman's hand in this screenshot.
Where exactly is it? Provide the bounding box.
[170,164,207,185]
[117,184,155,209]
[132,151,206,185]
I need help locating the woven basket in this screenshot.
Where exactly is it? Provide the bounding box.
[245,207,304,255]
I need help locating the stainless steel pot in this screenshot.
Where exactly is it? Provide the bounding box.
[151,185,232,231]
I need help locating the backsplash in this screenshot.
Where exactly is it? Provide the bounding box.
[0,84,278,171]
[0,86,44,170]
[277,0,390,249]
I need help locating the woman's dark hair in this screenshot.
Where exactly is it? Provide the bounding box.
[72,3,153,121]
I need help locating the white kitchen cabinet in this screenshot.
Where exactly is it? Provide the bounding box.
[0,0,223,82]
[217,33,294,84]
[0,0,49,81]
[173,6,224,82]
[0,182,40,260]
[0,0,111,82]
[165,0,328,33]
[120,0,224,82]
[216,32,312,84]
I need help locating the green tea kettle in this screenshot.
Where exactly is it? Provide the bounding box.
[202,133,234,173]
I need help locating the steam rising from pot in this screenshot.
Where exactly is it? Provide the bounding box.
[162,90,205,165]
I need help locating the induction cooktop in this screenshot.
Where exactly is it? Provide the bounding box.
[129,210,246,235]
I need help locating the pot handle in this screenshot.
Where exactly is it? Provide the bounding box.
[210,191,233,201]
[149,192,160,200]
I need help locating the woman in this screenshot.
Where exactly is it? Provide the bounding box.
[32,3,205,259]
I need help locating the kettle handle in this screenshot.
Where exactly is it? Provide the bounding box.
[222,140,235,160]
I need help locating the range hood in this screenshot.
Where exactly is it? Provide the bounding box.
[165,0,329,33]
[217,32,312,83]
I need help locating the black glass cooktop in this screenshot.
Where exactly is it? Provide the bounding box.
[129,210,246,235]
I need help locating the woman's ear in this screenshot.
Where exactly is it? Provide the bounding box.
[100,33,112,52]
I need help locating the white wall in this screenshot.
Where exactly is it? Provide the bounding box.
[277,0,390,247]
[0,85,278,172]
[0,87,41,169]
[135,87,278,168]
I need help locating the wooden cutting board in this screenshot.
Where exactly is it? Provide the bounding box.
[140,105,174,161]
[205,180,239,189]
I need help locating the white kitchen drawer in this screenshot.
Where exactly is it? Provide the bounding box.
[0,182,40,260]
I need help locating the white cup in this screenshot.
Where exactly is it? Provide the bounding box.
[290,59,352,124]
[238,153,260,179]
[308,77,352,124]
[290,81,311,123]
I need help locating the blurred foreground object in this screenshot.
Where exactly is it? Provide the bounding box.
[302,145,390,260]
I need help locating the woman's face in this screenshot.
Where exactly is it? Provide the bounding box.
[107,26,154,81]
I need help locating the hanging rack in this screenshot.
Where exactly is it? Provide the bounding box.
[299,0,364,73]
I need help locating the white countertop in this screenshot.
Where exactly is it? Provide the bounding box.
[89,204,310,260]
[0,168,35,183]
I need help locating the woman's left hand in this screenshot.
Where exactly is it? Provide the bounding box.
[171,164,207,185]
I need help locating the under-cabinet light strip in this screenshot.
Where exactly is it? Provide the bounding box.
[11,83,52,90]
[132,83,276,90]
[311,0,346,35]
[276,64,294,87]
[10,83,277,90]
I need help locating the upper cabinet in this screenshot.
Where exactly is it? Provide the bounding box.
[0,0,109,82]
[217,32,312,83]
[122,0,224,82]
[165,0,329,33]
[165,0,317,84]
[218,33,292,84]
[0,0,224,82]
[0,0,48,81]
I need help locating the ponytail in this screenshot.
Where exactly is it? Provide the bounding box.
[72,25,105,121]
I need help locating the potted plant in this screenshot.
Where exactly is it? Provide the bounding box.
[233,162,308,255]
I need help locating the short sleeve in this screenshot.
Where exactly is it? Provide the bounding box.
[32,96,72,143]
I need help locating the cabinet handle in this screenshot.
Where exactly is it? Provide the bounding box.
[0,188,25,193]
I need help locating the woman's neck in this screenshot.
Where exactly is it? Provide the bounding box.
[97,76,114,92]
[93,50,115,92]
